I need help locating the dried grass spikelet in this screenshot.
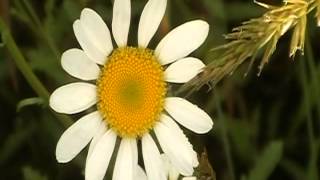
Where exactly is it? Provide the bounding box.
[182,0,319,93]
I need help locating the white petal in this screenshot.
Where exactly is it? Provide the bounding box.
[80,8,113,61]
[182,177,197,180]
[142,134,166,180]
[135,166,148,180]
[161,116,199,168]
[49,82,97,114]
[55,111,102,163]
[168,167,180,180]
[112,0,131,47]
[113,138,137,180]
[165,97,213,134]
[155,20,209,65]
[131,138,138,167]
[165,57,205,83]
[87,122,107,158]
[85,130,117,180]
[61,48,100,81]
[73,20,107,65]
[160,154,171,178]
[161,154,179,180]
[138,0,167,47]
[155,114,198,176]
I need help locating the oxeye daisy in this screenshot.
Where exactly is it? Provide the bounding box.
[49,0,213,180]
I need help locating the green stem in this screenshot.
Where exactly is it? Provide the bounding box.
[0,18,72,127]
[301,41,316,149]
[299,47,318,180]
[214,91,236,180]
[305,34,320,131]
[21,0,60,59]
[299,60,314,143]
[303,35,319,180]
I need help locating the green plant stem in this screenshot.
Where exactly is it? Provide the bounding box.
[300,46,316,150]
[304,37,319,180]
[214,91,236,180]
[20,0,60,59]
[305,34,320,130]
[299,45,318,179]
[0,18,72,127]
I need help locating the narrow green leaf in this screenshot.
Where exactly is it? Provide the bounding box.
[16,97,45,112]
[247,141,284,180]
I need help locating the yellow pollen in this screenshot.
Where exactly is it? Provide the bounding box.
[97,47,167,138]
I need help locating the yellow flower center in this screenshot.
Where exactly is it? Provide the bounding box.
[97,47,166,138]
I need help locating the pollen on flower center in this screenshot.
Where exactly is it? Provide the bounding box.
[97,47,167,138]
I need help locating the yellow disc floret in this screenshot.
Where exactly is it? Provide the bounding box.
[97,47,166,138]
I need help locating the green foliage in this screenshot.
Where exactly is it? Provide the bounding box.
[16,97,45,112]
[0,120,35,165]
[0,0,319,179]
[22,166,48,180]
[245,141,284,180]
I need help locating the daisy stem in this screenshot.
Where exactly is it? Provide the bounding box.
[0,18,72,127]
[214,91,236,180]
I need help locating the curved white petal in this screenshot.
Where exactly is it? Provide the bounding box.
[61,48,100,81]
[87,121,107,158]
[142,134,166,180]
[55,111,102,163]
[161,116,199,168]
[80,8,113,62]
[154,114,198,176]
[165,57,205,83]
[138,0,167,47]
[160,154,171,178]
[135,166,148,180]
[113,138,137,180]
[131,138,138,167]
[182,177,197,180]
[49,82,97,114]
[73,20,107,65]
[112,0,131,47]
[155,20,209,65]
[169,167,180,180]
[165,97,213,134]
[162,154,196,180]
[85,130,117,180]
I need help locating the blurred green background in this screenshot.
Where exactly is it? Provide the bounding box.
[0,0,319,179]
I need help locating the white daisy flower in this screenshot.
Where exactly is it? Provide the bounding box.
[49,0,213,180]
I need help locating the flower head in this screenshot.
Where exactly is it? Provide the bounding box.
[49,0,213,179]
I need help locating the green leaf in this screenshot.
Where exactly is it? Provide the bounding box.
[44,0,56,16]
[247,141,284,180]
[22,166,48,180]
[16,97,45,112]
